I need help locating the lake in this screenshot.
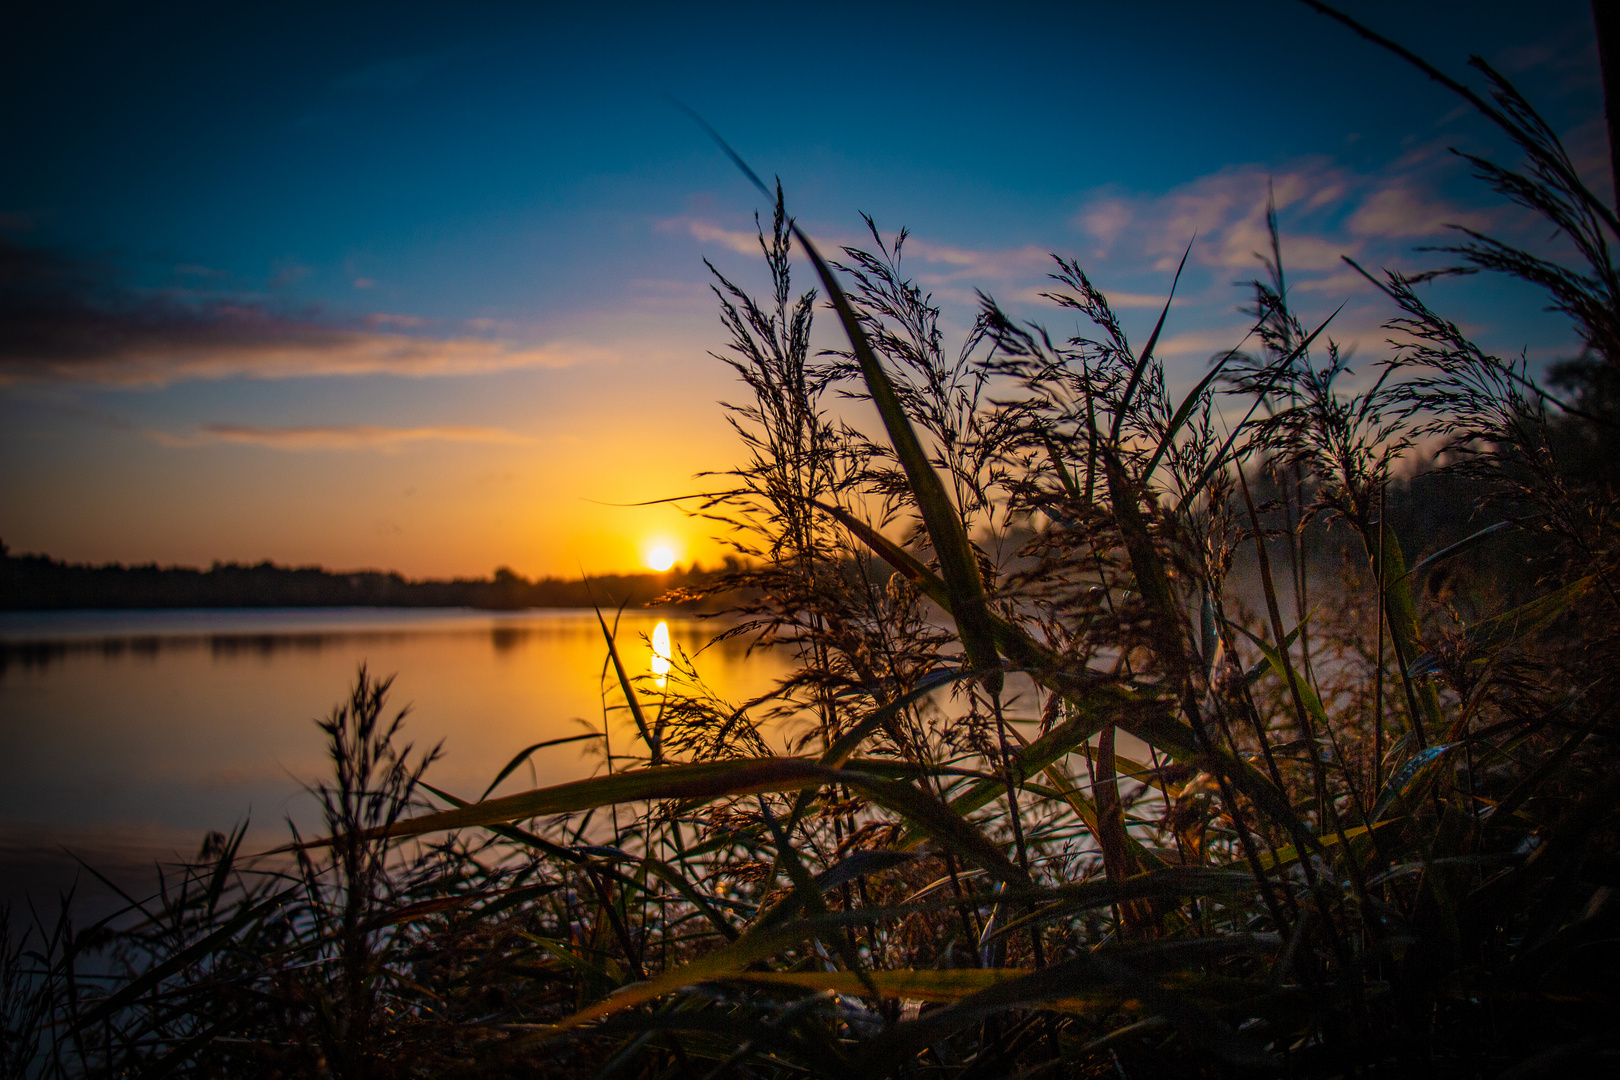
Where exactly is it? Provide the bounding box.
[0,608,796,917]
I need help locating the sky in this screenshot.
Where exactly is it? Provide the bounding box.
[0,0,1605,579]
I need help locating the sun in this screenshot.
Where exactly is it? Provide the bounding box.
[645,545,676,572]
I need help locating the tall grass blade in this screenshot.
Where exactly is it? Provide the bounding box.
[792,229,1002,684]
[1369,743,1457,824]
[1143,349,1235,486]
[862,949,1274,1070]
[1110,241,1192,447]
[1398,517,1531,582]
[681,111,1003,683]
[594,605,660,764]
[70,887,299,1034]
[481,733,606,800]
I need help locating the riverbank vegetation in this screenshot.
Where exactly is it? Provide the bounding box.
[4,7,1618,1077]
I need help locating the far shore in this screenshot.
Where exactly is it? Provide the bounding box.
[1,547,735,612]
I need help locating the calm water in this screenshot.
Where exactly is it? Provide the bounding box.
[0,608,795,912]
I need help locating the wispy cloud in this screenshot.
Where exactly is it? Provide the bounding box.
[148,424,532,451]
[902,239,1051,284]
[5,322,601,386]
[673,214,1066,308]
[0,240,609,386]
[1346,180,1491,240]
[1072,151,1497,277]
[668,152,1512,365]
[1155,327,1254,359]
[660,216,761,256]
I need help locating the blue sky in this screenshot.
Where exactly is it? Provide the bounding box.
[0,0,1603,576]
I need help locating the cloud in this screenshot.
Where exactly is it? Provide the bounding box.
[1155,327,1253,359]
[902,239,1051,286]
[661,217,761,256]
[1071,152,1499,278]
[1346,181,1490,239]
[668,154,1500,356]
[0,240,607,385]
[148,424,532,451]
[1095,291,1182,310]
[365,312,426,328]
[1075,198,1133,248]
[673,212,1097,308]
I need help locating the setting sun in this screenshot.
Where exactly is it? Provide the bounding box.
[645,545,676,572]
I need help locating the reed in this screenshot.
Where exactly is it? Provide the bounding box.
[6,6,1618,1076]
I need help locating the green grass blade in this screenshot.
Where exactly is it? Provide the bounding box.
[1369,742,1457,824]
[1398,516,1532,583]
[1110,240,1192,447]
[1093,723,1140,891]
[1239,821,1392,872]
[295,758,836,847]
[307,755,1028,882]
[420,782,742,939]
[816,665,965,768]
[1181,303,1343,508]
[1103,446,1186,667]
[682,115,1000,681]
[819,435,1305,845]
[1457,574,1593,654]
[594,604,659,764]
[860,948,1273,1070]
[72,886,300,1034]
[841,768,1027,884]
[1142,347,1238,485]
[790,226,1001,683]
[755,798,874,994]
[1229,619,1334,741]
[1243,619,1307,687]
[482,732,606,800]
[1043,432,1082,498]
[729,967,1048,1003]
[1366,508,1444,739]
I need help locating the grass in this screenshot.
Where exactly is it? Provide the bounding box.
[4,5,1619,1076]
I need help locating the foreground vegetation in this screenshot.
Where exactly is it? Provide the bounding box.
[5,8,1618,1077]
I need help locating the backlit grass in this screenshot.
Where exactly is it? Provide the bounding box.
[4,7,1618,1077]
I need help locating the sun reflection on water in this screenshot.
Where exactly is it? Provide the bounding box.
[650,620,671,687]
[0,609,801,910]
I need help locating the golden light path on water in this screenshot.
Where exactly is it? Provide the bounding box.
[0,609,798,871]
[0,609,1137,920]
[651,620,672,687]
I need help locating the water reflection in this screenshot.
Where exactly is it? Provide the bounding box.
[0,609,794,854]
[651,620,672,687]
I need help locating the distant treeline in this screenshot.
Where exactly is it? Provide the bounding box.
[0,546,728,611]
[0,444,1600,614]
